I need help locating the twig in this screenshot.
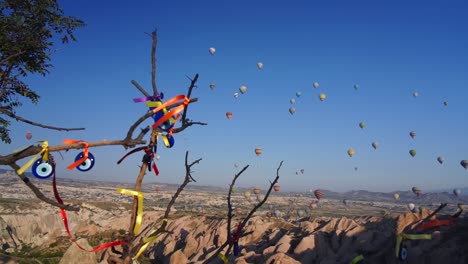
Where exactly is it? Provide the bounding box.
[131,80,150,98]
[151,31,158,95]
[181,74,199,123]
[8,162,80,211]
[0,108,85,132]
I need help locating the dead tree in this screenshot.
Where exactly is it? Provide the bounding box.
[203,160,284,264]
[0,30,206,264]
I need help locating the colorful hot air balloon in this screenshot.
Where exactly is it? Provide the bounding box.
[209,47,216,55]
[273,185,280,192]
[253,188,261,194]
[296,91,302,97]
[437,156,444,164]
[257,62,263,69]
[25,131,32,140]
[210,82,216,90]
[319,93,326,101]
[309,200,318,210]
[289,107,296,115]
[413,91,419,97]
[461,160,468,170]
[347,149,355,157]
[410,131,416,139]
[443,101,448,106]
[300,169,304,174]
[393,193,400,200]
[313,82,319,88]
[453,189,461,197]
[314,189,324,200]
[226,112,233,119]
[155,186,161,192]
[236,207,242,214]
[359,122,366,129]
[244,191,251,199]
[372,141,379,150]
[290,98,295,104]
[354,84,359,90]
[255,148,262,156]
[412,187,422,196]
[409,149,417,157]
[233,92,239,98]
[239,85,247,94]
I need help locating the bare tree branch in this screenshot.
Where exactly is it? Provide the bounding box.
[0,108,85,132]
[8,162,80,211]
[131,80,150,98]
[151,31,158,95]
[0,51,27,65]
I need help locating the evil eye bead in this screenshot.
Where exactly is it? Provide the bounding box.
[399,244,408,261]
[75,152,95,172]
[32,159,55,179]
[166,134,175,148]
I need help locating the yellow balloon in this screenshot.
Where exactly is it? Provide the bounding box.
[319,93,326,101]
[347,149,355,157]
[393,193,400,200]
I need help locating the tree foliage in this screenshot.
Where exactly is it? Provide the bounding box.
[0,0,85,143]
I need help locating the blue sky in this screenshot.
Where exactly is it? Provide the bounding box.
[2,0,467,193]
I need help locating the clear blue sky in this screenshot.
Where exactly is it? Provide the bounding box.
[2,0,467,193]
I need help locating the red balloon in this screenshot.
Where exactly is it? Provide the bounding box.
[26,131,32,140]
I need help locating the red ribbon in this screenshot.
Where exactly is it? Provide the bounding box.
[63,139,89,170]
[229,222,243,244]
[52,172,126,251]
[117,146,159,176]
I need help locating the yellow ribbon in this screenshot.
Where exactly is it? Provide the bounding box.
[133,218,168,260]
[146,101,176,124]
[116,188,144,235]
[17,141,49,175]
[218,253,228,264]
[395,233,432,257]
[156,132,173,148]
[350,255,364,264]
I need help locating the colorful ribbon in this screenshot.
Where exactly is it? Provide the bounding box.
[395,233,431,257]
[133,93,164,103]
[151,95,190,133]
[63,139,89,170]
[117,146,159,176]
[218,253,228,264]
[133,218,168,260]
[415,217,457,231]
[117,188,144,235]
[52,171,126,252]
[17,141,49,175]
[350,255,364,264]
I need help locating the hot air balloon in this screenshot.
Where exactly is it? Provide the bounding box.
[233,92,239,98]
[257,62,263,69]
[309,200,318,210]
[347,149,355,157]
[290,98,295,104]
[410,131,416,139]
[232,187,238,193]
[156,155,161,160]
[354,84,359,90]
[155,186,161,192]
[354,167,358,171]
[372,141,379,150]
[413,92,419,97]
[300,169,304,174]
[412,187,422,196]
[253,188,261,194]
[297,210,305,217]
[313,82,319,88]
[393,193,400,200]
[289,107,296,115]
[409,149,417,157]
[209,83,215,90]
[25,131,32,140]
[453,189,461,197]
[236,207,242,214]
[239,85,247,94]
[244,191,251,199]
[443,101,448,106]
[458,203,465,210]
[314,190,324,200]
[359,122,366,129]
[209,47,216,55]
[296,91,301,97]
[273,185,280,192]
[319,93,326,101]
[255,148,262,156]
[461,160,468,169]
[226,112,233,119]
[234,163,239,168]
[437,156,444,164]
[408,203,415,211]
[343,199,348,206]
